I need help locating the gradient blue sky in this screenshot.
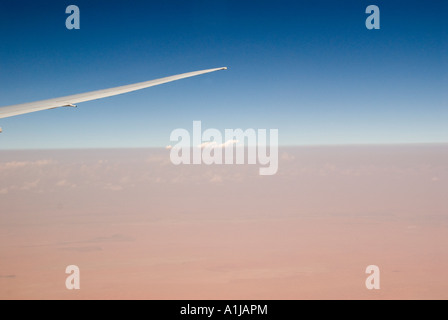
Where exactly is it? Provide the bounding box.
[0,0,446,149]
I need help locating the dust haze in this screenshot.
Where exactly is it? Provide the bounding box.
[1,145,447,299]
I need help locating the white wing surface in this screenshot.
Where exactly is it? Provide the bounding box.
[0,67,227,131]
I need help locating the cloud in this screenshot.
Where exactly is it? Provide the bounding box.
[0,181,42,194]
[0,160,55,171]
[146,154,171,165]
[19,180,40,191]
[56,180,77,188]
[209,174,223,183]
[281,152,296,161]
[198,140,239,149]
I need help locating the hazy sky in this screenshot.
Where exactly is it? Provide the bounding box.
[0,0,446,149]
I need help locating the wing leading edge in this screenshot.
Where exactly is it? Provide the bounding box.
[0,67,227,132]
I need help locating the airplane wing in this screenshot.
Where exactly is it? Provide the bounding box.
[0,67,227,132]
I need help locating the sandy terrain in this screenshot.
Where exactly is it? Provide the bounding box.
[0,145,447,299]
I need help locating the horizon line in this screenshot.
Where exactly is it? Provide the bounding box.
[1,142,448,152]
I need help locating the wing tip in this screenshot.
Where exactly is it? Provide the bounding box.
[213,67,227,71]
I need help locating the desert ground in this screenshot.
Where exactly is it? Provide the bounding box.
[1,145,447,299]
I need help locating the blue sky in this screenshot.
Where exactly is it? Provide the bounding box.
[0,0,446,149]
